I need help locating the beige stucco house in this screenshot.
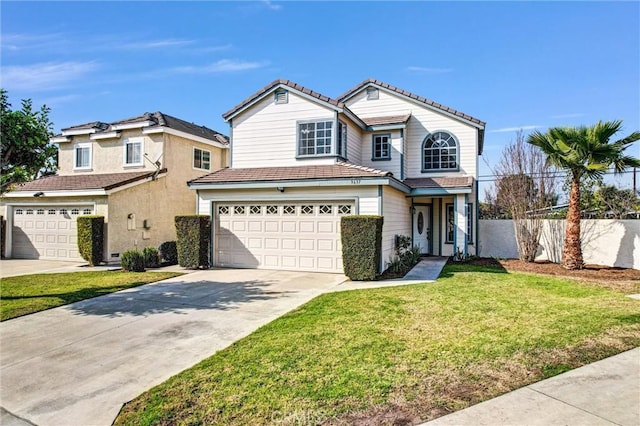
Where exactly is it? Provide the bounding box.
[189,79,485,274]
[1,112,228,262]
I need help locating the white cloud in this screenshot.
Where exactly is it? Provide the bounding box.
[1,61,100,92]
[407,66,453,74]
[170,59,268,74]
[263,1,282,10]
[40,93,82,105]
[120,38,196,50]
[1,33,67,52]
[551,113,585,119]
[489,125,543,133]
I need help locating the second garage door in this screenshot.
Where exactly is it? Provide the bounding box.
[12,206,92,261]
[214,201,354,273]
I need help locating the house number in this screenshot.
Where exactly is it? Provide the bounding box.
[351,179,361,184]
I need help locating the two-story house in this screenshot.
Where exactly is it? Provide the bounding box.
[1,112,228,262]
[189,79,485,273]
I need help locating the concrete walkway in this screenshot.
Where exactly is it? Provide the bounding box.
[424,347,640,426]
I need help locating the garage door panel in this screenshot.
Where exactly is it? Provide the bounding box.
[214,201,351,273]
[12,206,89,261]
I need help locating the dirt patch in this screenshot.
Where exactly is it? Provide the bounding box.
[458,257,640,293]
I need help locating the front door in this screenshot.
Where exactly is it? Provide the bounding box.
[413,206,430,254]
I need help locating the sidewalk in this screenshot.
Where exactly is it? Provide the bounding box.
[424,347,640,426]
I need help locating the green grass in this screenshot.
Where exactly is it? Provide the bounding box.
[1,271,182,321]
[115,264,640,425]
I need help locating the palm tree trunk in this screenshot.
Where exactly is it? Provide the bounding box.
[563,174,584,269]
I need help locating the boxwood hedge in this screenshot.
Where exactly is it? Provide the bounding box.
[175,215,210,269]
[340,215,383,280]
[77,215,104,266]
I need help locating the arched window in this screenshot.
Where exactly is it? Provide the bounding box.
[422,131,458,171]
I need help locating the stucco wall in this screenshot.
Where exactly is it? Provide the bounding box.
[479,219,640,269]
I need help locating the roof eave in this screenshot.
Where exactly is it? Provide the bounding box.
[189,176,400,190]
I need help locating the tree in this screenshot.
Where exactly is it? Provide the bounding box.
[594,185,639,218]
[0,89,57,194]
[527,121,640,269]
[485,130,557,261]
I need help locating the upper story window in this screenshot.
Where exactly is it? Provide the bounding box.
[298,120,333,157]
[372,134,391,161]
[274,89,288,104]
[124,138,143,166]
[74,143,92,170]
[423,131,458,171]
[337,121,347,158]
[193,147,211,170]
[366,87,379,100]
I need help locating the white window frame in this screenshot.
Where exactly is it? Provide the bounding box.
[337,120,347,159]
[74,143,92,170]
[193,147,211,171]
[297,119,334,158]
[124,138,144,167]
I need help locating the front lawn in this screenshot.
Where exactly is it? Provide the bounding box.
[1,271,182,321]
[115,264,640,425]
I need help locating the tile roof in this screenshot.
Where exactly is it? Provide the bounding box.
[222,79,344,120]
[10,171,165,192]
[338,78,486,127]
[403,176,473,189]
[60,112,228,145]
[362,114,412,127]
[189,162,391,185]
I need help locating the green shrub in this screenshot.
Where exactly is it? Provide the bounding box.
[122,249,145,272]
[77,215,104,266]
[175,215,210,269]
[388,234,421,274]
[340,215,383,280]
[143,247,160,268]
[158,241,178,265]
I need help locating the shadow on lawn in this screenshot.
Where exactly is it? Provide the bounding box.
[62,279,297,318]
[438,258,509,278]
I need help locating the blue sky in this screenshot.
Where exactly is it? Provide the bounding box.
[2,1,639,196]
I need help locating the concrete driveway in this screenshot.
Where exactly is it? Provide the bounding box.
[0,269,347,426]
[0,259,86,278]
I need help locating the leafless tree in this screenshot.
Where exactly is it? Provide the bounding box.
[486,130,558,261]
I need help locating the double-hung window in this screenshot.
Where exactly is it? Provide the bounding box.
[193,147,211,170]
[74,143,91,170]
[337,121,347,158]
[298,120,333,157]
[124,138,143,166]
[372,134,391,161]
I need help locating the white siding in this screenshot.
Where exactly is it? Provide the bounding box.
[345,89,479,179]
[381,186,412,270]
[360,130,403,178]
[344,117,362,164]
[231,92,337,168]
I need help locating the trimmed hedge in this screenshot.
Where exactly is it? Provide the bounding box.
[175,215,210,269]
[122,249,145,272]
[77,215,104,266]
[340,215,383,281]
[158,241,178,265]
[143,247,160,268]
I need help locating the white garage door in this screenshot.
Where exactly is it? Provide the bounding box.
[12,206,92,260]
[214,202,354,273]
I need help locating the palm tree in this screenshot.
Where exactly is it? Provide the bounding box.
[527,121,640,270]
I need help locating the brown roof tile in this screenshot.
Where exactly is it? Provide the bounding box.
[337,78,486,127]
[60,112,228,145]
[189,162,391,185]
[403,176,473,189]
[362,114,412,127]
[11,171,165,192]
[222,79,344,121]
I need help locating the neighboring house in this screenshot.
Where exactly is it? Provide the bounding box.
[1,112,228,262]
[189,79,485,273]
